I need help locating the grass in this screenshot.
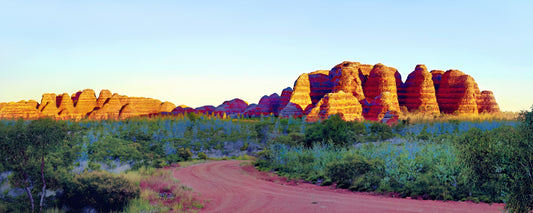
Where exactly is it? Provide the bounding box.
[122,166,204,213]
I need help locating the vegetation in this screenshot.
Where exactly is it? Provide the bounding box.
[0,110,529,212]
[61,171,140,212]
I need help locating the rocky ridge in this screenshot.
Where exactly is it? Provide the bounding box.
[0,61,500,121]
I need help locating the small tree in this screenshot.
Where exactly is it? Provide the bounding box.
[0,118,76,212]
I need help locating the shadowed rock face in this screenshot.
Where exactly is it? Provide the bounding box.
[279,102,304,118]
[279,87,293,110]
[215,98,249,116]
[244,93,281,117]
[430,70,445,92]
[399,65,439,114]
[308,70,333,105]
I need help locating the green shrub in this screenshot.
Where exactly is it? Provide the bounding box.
[197,152,208,160]
[325,153,372,189]
[177,148,193,161]
[62,171,140,212]
[369,122,393,141]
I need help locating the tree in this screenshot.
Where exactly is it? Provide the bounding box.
[0,118,76,212]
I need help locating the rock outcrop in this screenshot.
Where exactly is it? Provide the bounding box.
[431,70,445,92]
[309,70,333,105]
[0,101,42,119]
[215,98,248,116]
[478,90,500,113]
[38,93,59,118]
[244,93,281,117]
[0,89,175,120]
[279,102,304,118]
[330,61,366,101]
[399,65,439,114]
[279,87,293,110]
[363,63,401,115]
[0,61,501,121]
[306,91,363,122]
[436,70,480,114]
[73,89,97,117]
[96,89,112,108]
[289,73,312,111]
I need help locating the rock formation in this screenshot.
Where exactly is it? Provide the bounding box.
[215,98,249,116]
[330,61,366,101]
[73,89,97,117]
[0,61,501,121]
[436,70,480,114]
[363,63,401,115]
[96,89,112,108]
[306,91,363,122]
[244,93,281,117]
[0,101,41,119]
[399,65,439,114]
[478,90,500,113]
[430,70,445,92]
[38,93,59,118]
[279,87,293,110]
[279,102,304,118]
[309,70,333,105]
[289,73,312,110]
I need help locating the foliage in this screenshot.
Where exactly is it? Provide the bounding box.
[0,118,80,212]
[305,115,365,147]
[61,171,140,212]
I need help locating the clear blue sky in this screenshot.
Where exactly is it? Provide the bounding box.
[1,1,531,111]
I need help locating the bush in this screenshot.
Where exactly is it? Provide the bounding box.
[369,122,393,141]
[325,153,373,189]
[62,171,140,212]
[305,114,359,147]
[197,152,208,160]
[177,148,193,161]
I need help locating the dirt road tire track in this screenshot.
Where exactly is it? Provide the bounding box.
[173,160,505,213]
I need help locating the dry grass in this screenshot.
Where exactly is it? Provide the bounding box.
[123,167,204,213]
[400,111,519,123]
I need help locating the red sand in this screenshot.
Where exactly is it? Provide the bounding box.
[172,160,505,213]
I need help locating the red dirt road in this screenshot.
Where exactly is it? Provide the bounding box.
[173,160,505,213]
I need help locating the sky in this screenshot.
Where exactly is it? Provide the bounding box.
[0,0,532,111]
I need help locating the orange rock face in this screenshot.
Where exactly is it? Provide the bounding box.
[478,90,500,113]
[0,101,41,119]
[88,94,124,120]
[436,70,480,114]
[363,63,401,114]
[399,65,439,114]
[73,89,97,117]
[96,89,112,108]
[306,91,363,122]
[160,102,176,113]
[289,73,312,110]
[330,61,366,101]
[38,93,59,118]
